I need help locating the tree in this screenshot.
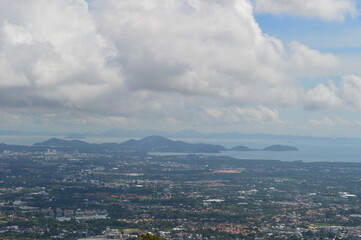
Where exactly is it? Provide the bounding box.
[140,233,166,240]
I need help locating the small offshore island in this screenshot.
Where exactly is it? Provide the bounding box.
[229,144,298,152]
[262,144,298,151]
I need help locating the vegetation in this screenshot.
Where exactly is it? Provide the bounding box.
[0,148,360,239]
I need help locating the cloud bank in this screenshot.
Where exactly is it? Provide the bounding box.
[0,0,349,130]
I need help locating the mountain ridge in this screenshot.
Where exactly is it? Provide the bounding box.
[34,135,227,153]
[33,136,298,153]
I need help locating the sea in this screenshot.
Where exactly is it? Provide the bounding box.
[1,135,361,163]
[183,137,361,163]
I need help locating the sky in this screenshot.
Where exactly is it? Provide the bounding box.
[1,0,361,137]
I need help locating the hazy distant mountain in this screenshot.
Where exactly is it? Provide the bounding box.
[262,145,298,151]
[34,138,90,148]
[34,136,227,153]
[119,136,226,153]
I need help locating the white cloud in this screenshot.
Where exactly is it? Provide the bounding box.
[255,0,357,21]
[0,111,24,123]
[92,0,336,105]
[0,0,122,110]
[205,105,283,124]
[305,75,361,111]
[287,42,338,77]
[304,81,342,110]
[0,0,341,130]
[340,75,361,110]
[43,112,128,126]
[3,21,33,46]
[309,117,335,127]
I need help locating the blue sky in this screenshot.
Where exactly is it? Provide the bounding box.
[256,14,361,52]
[251,3,361,137]
[255,14,361,91]
[1,0,361,137]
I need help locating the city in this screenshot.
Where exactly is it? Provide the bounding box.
[0,141,360,239]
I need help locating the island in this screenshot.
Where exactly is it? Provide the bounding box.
[229,145,255,151]
[262,144,298,151]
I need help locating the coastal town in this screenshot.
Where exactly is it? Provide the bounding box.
[0,138,360,239]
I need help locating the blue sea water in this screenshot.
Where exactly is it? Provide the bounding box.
[154,138,361,163]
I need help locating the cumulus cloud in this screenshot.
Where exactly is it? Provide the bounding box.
[305,75,361,111]
[340,75,361,110]
[0,0,122,109]
[205,105,283,124]
[287,42,338,77]
[0,0,340,129]
[304,81,342,110]
[255,0,357,21]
